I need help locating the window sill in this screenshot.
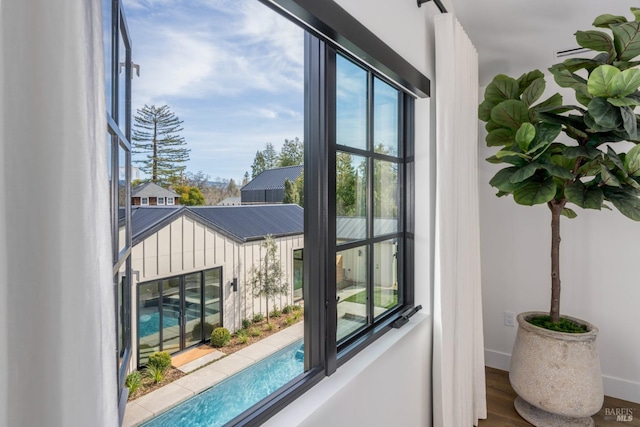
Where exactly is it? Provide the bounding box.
[263,312,431,427]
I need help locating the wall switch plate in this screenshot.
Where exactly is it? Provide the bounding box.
[504,311,516,327]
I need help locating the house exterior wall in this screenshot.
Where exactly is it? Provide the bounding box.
[240,189,285,204]
[129,214,303,370]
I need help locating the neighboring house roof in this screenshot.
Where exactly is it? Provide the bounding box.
[131,182,179,198]
[130,204,303,245]
[217,197,241,205]
[241,165,303,191]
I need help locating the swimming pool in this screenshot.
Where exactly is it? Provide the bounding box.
[140,339,304,427]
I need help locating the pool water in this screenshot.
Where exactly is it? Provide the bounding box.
[141,340,304,427]
[139,312,179,338]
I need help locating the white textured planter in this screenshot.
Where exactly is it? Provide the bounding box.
[509,312,604,427]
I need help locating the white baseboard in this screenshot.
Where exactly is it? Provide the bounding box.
[484,349,640,404]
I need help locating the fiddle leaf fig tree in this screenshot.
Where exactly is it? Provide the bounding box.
[480,9,640,325]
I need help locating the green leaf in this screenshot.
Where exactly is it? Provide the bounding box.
[606,146,627,174]
[495,150,531,160]
[584,112,613,132]
[521,78,545,106]
[479,99,496,122]
[485,155,502,164]
[562,58,606,73]
[515,123,536,151]
[516,70,544,95]
[485,75,519,103]
[613,60,640,70]
[513,177,556,206]
[612,21,640,61]
[575,30,616,58]
[561,208,578,219]
[602,203,613,210]
[587,64,619,97]
[563,146,603,159]
[603,188,640,220]
[549,64,589,92]
[490,100,530,130]
[489,167,524,193]
[485,120,502,132]
[593,14,628,28]
[624,144,640,176]
[509,163,538,184]
[609,67,640,97]
[536,123,562,144]
[486,128,515,147]
[575,90,593,107]
[540,164,575,180]
[600,165,622,187]
[625,176,640,189]
[588,97,623,130]
[532,93,563,110]
[620,106,639,140]
[607,97,640,107]
[632,8,640,21]
[565,180,604,209]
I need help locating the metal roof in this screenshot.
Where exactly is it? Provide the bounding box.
[241,165,303,191]
[131,204,303,245]
[131,182,179,198]
[336,216,398,241]
[189,204,303,242]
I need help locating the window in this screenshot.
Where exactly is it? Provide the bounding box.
[167,197,175,205]
[293,249,303,301]
[104,0,133,418]
[334,55,406,346]
[137,268,222,366]
[157,197,165,205]
[141,197,148,205]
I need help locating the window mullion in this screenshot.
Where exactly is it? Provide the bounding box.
[366,72,374,327]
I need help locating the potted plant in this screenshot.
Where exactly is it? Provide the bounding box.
[479,9,640,426]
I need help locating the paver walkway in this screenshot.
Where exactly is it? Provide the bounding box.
[122,322,304,427]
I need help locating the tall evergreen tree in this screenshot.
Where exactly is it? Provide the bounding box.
[263,143,278,170]
[251,151,266,178]
[278,137,303,167]
[132,104,190,185]
[282,179,299,204]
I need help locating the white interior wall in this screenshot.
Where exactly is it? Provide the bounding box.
[267,0,439,425]
[479,80,640,403]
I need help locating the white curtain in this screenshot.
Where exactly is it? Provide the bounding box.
[0,1,118,426]
[432,13,487,427]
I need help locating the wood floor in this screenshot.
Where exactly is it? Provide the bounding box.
[478,367,640,427]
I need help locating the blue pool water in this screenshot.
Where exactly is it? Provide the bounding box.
[139,312,179,338]
[141,339,304,427]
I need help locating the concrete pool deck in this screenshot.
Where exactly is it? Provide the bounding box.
[122,321,304,427]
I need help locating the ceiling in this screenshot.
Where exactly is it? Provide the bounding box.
[450,0,639,85]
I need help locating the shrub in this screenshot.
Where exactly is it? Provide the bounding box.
[252,313,264,323]
[293,312,300,322]
[148,351,172,372]
[282,305,292,314]
[292,304,302,312]
[242,318,251,329]
[211,327,231,347]
[236,331,248,344]
[266,322,274,331]
[249,327,262,337]
[285,317,296,326]
[145,364,164,383]
[125,371,142,394]
[270,308,282,318]
[191,320,214,341]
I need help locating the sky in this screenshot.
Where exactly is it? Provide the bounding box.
[120,0,304,183]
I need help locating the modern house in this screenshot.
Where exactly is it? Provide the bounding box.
[3,1,639,427]
[128,205,304,367]
[241,165,303,204]
[131,182,180,206]
[217,196,241,206]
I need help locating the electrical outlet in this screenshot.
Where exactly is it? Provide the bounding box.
[504,311,516,327]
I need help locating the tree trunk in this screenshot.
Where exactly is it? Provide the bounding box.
[549,200,565,323]
[152,121,158,182]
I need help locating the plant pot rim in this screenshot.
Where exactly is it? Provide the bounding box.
[517,311,598,341]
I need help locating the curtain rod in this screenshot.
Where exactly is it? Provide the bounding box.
[417,0,447,13]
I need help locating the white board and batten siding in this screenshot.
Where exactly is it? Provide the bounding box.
[130,214,303,368]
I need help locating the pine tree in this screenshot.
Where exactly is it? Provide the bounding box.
[132,104,190,185]
[278,137,303,167]
[251,151,266,178]
[242,171,250,186]
[282,179,299,204]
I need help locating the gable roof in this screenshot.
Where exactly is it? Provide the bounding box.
[189,205,303,242]
[131,204,303,245]
[241,165,303,191]
[131,182,179,198]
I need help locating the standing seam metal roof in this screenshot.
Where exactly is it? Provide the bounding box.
[241,165,303,191]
